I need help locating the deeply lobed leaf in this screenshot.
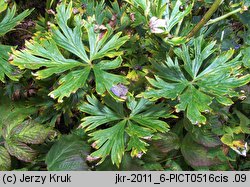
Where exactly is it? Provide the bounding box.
[0,2,32,82]
[79,95,171,166]
[12,1,129,102]
[143,36,250,124]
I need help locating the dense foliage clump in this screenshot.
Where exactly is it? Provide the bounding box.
[0,0,250,171]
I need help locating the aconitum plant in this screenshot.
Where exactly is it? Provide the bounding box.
[0,0,250,171]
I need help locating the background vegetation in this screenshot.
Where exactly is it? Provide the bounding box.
[0,0,250,171]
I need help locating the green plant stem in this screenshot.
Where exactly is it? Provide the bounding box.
[45,0,54,26]
[168,19,183,58]
[205,7,242,26]
[187,0,224,39]
[175,18,183,36]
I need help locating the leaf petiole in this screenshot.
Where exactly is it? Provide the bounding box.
[205,7,243,26]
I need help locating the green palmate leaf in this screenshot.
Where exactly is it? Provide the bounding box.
[4,139,37,162]
[0,4,32,36]
[142,36,250,124]
[176,85,212,124]
[79,95,171,167]
[48,68,91,102]
[90,120,126,167]
[80,0,106,25]
[125,0,150,16]
[92,57,128,95]
[45,134,90,171]
[12,1,129,102]
[0,3,32,82]
[126,121,151,157]
[164,0,193,33]
[12,39,84,75]
[83,18,128,61]
[51,3,89,63]
[0,45,20,82]
[0,146,11,171]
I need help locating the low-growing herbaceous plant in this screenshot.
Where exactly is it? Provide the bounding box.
[0,0,250,171]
